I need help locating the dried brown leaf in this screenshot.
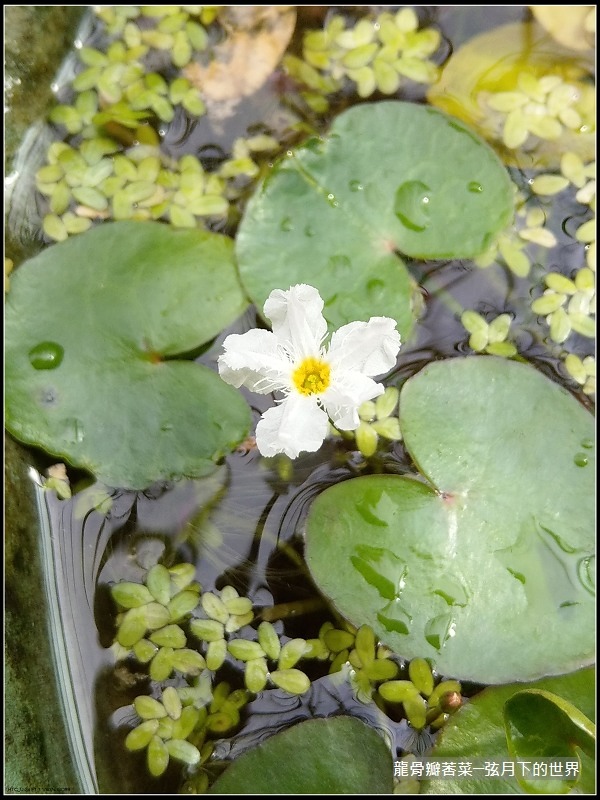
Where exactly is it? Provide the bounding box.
[183,6,296,112]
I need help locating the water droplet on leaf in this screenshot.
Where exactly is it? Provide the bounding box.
[64,417,85,444]
[366,279,386,302]
[29,341,64,370]
[394,181,431,231]
[377,602,412,635]
[577,555,595,595]
[432,576,469,606]
[424,613,456,651]
[328,254,351,273]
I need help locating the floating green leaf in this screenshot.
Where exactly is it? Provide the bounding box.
[504,689,595,793]
[236,101,513,340]
[165,738,200,766]
[125,719,159,751]
[134,695,167,720]
[422,668,595,794]
[111,582,154,608]
[5,221,251,489]
[269,668,310,695]
[208,717,393,794]
[305,357,594,683]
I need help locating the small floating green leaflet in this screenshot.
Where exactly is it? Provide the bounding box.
[5,221,251,489]
[426,21,595,169]
[305,357,595,684]
[236,101,514,340]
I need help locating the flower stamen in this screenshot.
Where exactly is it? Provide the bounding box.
[292,356,331,396]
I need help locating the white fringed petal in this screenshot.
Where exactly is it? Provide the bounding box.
[255,394,330,458]
[328,317,401,376]
[263,284,328,359]
[322,371,384,430]
[218,328,291,393]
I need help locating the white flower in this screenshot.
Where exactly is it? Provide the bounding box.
[218,284,401,458]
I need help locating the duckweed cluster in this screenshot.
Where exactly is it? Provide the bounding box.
[35,5,282,242]
[528,152,596,392]
[474,185,558,279]
[190,587,311,695]
[52,6,218,132]
[111,559,461,786]
[379,657,462,732]
[126,687,205,777]
[111,562,206,681]
[94,6,221,66]
[564,353,595,396]
[456,38,595,398]
[284,8,440,113]
[531,269,595,343]
[460,311,517,358]
[468,142,595,395]
[126,676,253,780]
[314,623,461,731]
[331,387,402,459]
[478,69,595,152]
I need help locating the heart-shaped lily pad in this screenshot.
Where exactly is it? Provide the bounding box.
[5,221,251,489]
[236,101,514,339]
[422,667,595,794]
[208,716,393,794]
[305,357,594,683]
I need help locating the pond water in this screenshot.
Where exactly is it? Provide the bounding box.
[5,4,595,795]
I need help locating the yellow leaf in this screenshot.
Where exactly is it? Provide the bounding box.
[530,6,595,52]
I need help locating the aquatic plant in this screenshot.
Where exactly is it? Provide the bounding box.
[4,5,596,796]
[111,558,463,786]
[218,284,401,458]
[284,8,441,112]
[32,5,285,243]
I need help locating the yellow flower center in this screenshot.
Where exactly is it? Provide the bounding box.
[292,356,331,396]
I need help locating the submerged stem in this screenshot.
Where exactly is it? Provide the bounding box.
[258,596,327,622]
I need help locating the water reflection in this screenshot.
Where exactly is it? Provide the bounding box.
[33,434,402,791]
[8,2,595,792]
[30,468,132,793]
